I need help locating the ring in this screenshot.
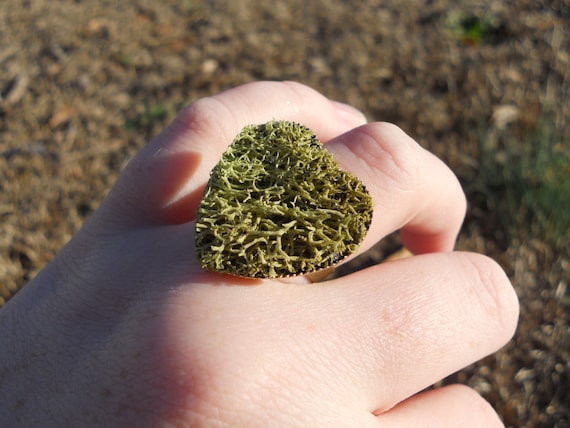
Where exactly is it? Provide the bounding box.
[195,120,373,280]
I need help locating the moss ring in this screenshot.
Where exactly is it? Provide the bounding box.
[195,120,373,279]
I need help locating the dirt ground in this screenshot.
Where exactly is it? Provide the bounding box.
[1,0,568,426]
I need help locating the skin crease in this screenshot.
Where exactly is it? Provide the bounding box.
[0,81,519,427]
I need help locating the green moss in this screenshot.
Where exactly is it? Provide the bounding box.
[195,120,373,278]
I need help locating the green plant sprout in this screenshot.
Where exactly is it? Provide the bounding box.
[126,103,167,131]
[195,120,374,278]
[447,11,507,46]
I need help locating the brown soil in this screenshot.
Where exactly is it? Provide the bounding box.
[1,1,568,426]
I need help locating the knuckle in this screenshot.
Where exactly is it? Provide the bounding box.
[176,96,233,143]
[353,122,423,191]
[372,122,419,167]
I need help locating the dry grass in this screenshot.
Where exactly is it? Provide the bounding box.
[1,1,568,426]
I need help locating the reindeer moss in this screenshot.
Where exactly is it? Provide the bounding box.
[195,121,373,278]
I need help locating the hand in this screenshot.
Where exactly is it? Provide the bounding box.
[0,81,519,427]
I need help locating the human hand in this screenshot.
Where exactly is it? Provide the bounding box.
[0,81,519,427]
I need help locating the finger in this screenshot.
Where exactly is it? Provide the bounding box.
[326,122,466,254]
[375,385,504,427]
[116,235,516,422]
[96,81,367,228]
[293,252,519,413]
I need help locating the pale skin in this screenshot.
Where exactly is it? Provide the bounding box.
[0,81,519,427]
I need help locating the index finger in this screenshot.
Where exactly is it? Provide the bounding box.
[96,81,367,228]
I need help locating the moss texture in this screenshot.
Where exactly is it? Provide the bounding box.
[195,121,373,278]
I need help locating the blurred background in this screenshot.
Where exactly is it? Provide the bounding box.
[1,1,568,426]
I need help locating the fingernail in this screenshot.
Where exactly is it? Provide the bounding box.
[333,101,368,126]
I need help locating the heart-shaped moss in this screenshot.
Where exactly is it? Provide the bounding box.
[195,120,373,278]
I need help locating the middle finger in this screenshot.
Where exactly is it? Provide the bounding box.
[325,122,466,256]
